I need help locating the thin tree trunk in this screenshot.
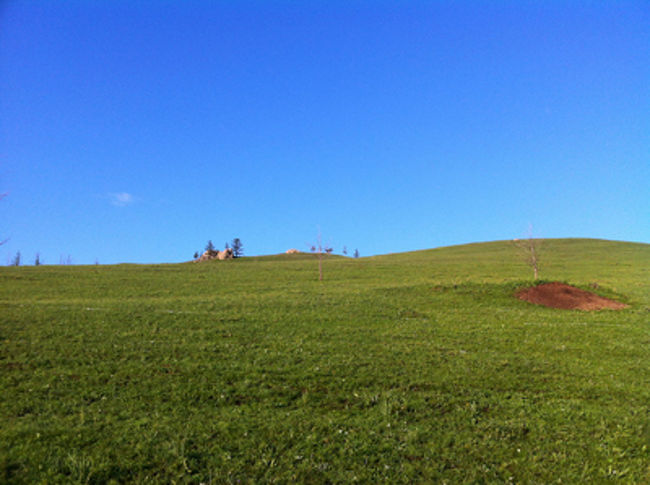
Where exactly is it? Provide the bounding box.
[318,251,323,281]
[529,238,539,280]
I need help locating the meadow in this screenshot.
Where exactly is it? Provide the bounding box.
[1,238,648,483]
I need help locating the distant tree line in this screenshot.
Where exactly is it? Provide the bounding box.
[5,251,75,266]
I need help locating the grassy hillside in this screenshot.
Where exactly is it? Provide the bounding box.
[1,239,648,483]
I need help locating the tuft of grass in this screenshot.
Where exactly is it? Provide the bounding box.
[0,239,648,483]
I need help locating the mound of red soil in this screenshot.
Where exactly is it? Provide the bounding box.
[516,282,628,311]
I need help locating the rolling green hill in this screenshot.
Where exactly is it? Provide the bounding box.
[1,239,648,483]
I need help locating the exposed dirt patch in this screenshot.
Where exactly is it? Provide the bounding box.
[516,282,628,311]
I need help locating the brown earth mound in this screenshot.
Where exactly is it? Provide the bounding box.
[516,282,627,311]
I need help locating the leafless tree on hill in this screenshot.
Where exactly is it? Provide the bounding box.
[514,225,541,280]
[310,228,332,281]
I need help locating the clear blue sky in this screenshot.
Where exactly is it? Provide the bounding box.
[1,1,648,264]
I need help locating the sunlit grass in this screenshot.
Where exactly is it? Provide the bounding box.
[1,239,648,483]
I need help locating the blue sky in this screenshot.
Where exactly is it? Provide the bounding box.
[1,1,648,264]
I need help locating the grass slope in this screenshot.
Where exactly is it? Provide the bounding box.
[1,238,648,483]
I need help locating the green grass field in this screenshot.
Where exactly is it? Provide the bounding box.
[1,238,648,483]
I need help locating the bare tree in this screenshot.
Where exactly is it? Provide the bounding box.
[310,229,332,281]
[514,225,541,280]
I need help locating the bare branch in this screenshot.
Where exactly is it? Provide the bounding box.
[513,224,541,280]
[309,228,333,281]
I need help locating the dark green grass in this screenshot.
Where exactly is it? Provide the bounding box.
[1,239,648,483]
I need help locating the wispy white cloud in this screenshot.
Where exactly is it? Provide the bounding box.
[109,192,135,207]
